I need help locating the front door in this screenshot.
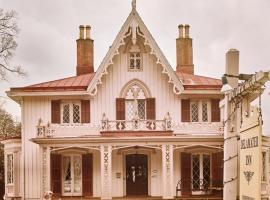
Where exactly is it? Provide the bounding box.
[126,154,148,196]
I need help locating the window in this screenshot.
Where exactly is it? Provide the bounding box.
[6,154,13,184]
[190,100,210,122]
[62,155,82,196]
[62,102,81,124]
[192,153,210,191]
[124,83,147,120]
[191,102,199,122]
[125,99,146,120]
[129,52,142,71]
[262,152,267,182]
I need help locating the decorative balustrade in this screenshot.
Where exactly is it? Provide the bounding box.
[35,115,224,138]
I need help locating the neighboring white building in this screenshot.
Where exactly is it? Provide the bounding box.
[1,1,270,200]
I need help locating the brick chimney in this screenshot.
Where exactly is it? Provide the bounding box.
[176,24,194,74]
[76,25,94,75]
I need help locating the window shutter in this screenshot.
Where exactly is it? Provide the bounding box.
[146,98,156,120]
[51,154,61,196]
[181,152,191,197]
[116,98,125,120]
[51,100,61,124]
[181,99,190,122]
[211,99,220,122]
[82,153,93,196]
[212,152,223,188]
[81,100,90,123]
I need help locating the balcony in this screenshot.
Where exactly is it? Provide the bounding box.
[35,116,223,138]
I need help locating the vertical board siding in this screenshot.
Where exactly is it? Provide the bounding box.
[91,51,181,123]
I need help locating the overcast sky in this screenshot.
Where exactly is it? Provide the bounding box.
[0,0,269,134]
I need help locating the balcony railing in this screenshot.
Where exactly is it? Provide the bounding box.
[35,115,223,138]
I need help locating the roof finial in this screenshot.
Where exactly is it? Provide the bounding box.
[132,0,136,11]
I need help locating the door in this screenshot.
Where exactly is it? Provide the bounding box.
[62,155,82,196]
[126,154,148,196]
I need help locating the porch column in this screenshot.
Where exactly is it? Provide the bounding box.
[42,146,51,195]
[100,145,112,200]
[162,144,174,199]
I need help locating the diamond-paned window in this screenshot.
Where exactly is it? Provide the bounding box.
[191,102,199,122]
[126,100,135,120]
[129,52,141,71]
[73,104,80,123]
[62,102,81,124]
[63,104,70,123]
[138,100,146,119]
[202,102,208,122]
[7,154,13,184]
[192,154,200,190]
[203,154,210,187]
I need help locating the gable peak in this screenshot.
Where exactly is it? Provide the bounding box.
[132,0,136,11]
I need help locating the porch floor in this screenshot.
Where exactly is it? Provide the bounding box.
[52,196,222,200]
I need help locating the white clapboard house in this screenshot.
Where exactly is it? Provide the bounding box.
[2,1,270,200]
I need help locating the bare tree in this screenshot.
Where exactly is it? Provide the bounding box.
[0,8,26,80]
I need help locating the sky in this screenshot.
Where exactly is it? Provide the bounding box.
[0,0,269,134]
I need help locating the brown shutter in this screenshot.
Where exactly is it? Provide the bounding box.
[181,152,191,197]
[146,98,156,120]
[81,100,90,123]
[211,99,220,122]
[51,154,61,196]
[116,98,125,120]
[212,152,223,188]
[82,153,93,196]
[51,100,61,124]
[181,99,190,122]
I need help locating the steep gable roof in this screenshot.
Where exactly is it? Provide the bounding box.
[87,6,184,96]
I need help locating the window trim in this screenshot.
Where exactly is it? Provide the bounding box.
[61,101,81,124]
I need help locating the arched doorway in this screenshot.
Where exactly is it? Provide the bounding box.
[126,154,148,196]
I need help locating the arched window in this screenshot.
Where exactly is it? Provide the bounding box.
[117,80,155,120]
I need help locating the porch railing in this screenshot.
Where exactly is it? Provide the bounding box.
[176,178,223,197]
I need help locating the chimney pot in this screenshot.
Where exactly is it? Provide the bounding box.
[86,25,91,39]
[178,24,184,38]
[79,25,85,39]
[184,25,190,38]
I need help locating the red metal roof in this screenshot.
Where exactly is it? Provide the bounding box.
[176,72,222,90]
[10,73,94,92]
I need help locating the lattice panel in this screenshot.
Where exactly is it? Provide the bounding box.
[138,100,146,119]
[202,102,208,122]
[63,104,70,123]
[73,104,80,123]
[191,102,199,122]
[192,154,200,190]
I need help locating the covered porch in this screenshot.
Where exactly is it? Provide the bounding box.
[32,136,223,200]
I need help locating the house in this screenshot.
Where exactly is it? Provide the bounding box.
[2,1,269,200]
